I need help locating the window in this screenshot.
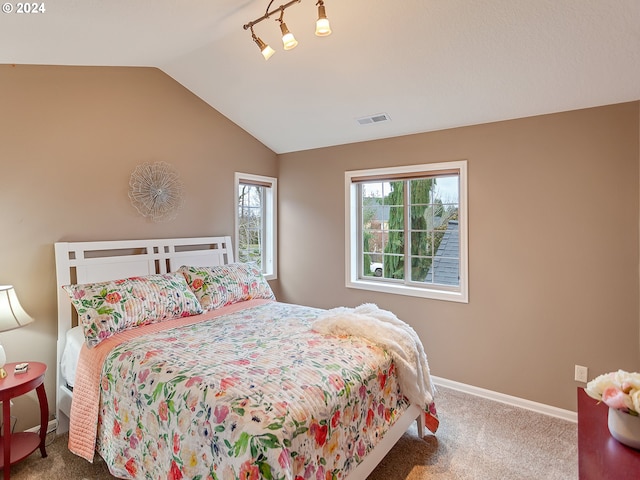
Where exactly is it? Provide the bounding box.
[345,161,468,302]
[235,173,277,280]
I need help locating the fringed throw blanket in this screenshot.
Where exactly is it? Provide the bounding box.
[313,303,435,409]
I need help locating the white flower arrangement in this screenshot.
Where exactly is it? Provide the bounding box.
[585,370,640,416]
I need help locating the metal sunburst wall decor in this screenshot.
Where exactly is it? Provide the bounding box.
[128,162,184,222]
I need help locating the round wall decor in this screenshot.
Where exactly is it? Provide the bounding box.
[128,162,184,222]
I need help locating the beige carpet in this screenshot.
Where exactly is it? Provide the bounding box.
[8,386,577,479]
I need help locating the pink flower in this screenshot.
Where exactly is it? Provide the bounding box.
[231,359,251,366]
[105,292,122,304]
[378,372,387,390]
[138,368,150,383]
[185,391,199,411]
[278,449,291,469]
[331,410,341,428]
[119,351,133,361]
[168,460,183,480]
[239,461,259,480]
[185,376,203,388]
[357,439,366,457]
[366,408,374,427]
[602,386,633,411]
[173,433,180,454]
[359,385,367,399]
[328,374,344,391]
[310,421,328,447]
[158,401,169,422]
[125,458,137,476]
[220,376,239,390]
[213,405,229,423]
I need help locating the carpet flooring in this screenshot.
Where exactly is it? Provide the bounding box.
[7,386,578,479]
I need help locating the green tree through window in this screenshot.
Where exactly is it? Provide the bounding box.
[235,173,277,279]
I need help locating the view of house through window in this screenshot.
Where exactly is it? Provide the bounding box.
[361,175,460,285]
[235,173,277,279]
[346,161,467,302]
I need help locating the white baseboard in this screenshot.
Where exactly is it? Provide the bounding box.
[25,418,58,434]
[432,376,577,423]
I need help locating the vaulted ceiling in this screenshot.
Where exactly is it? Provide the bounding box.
[2,0,639,153]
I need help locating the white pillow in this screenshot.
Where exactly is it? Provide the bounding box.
[60,326,85,388]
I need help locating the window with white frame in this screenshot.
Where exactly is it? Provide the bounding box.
[235,173,277,280]
[345,161,468,302]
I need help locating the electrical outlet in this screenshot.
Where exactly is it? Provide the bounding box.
[575,365,588,383]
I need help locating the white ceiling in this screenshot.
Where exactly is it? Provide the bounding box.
[2,0,639,154]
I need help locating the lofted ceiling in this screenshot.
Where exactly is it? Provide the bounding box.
[2,0,639,154]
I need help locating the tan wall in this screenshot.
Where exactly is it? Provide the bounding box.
[1,64,637,430]
[278,102,640,412]
[0,65,278,430]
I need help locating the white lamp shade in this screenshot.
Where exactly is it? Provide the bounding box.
[282,32,298,50]
[0,285,34,332]
[315,18,331,36]
[261,44,276,60]
[280,22,298,50]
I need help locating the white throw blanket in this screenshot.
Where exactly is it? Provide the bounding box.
[312,303,434,407]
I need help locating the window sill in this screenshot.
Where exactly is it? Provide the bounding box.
[347,278,468,303]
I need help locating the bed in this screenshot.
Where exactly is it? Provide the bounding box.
[55,236,438,479]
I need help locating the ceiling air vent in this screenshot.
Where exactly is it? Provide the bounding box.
[356,113,391,125]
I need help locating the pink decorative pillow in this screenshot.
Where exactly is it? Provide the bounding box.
[179,262,275,311]
[63,273,203,348]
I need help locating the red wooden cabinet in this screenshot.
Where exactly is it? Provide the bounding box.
[0,362,48,479]
[578,387,640,479]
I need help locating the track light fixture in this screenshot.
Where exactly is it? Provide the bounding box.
[243,0,332,60]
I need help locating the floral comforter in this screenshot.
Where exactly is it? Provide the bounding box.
[93,301,428,480]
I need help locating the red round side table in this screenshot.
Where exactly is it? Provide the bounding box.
[0,362,48,479]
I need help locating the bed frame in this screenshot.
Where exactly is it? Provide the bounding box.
[54,236,425,479]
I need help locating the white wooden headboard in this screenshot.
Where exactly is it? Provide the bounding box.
[54,236,233,433]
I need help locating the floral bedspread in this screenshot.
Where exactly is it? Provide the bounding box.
[95,302,427,480]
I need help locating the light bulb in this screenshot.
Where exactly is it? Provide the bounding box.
[315,3,331,37]
[280,22,298,50]
[261,44,276,60]
[253,34,275,60]
[315,17,331,36]
[282,33,298,50]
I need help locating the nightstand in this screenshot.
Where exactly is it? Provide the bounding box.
[0,362,48,479]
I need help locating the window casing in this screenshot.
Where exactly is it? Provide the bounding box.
[345,161,468,302]
[235,173,277,280]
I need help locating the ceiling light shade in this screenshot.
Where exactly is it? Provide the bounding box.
[315,2,331,36]
[280,22,298,50]
[260,43,276,60]
[255,36,276,60]
[251,27,275,60]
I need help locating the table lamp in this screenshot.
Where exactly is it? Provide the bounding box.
[0,285,34,378]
